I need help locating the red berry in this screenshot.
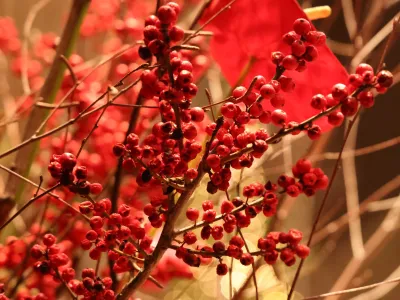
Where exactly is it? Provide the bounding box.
[183,232,197,245]
[293,18,311,35]
[260,84,276,99]
[291,40,306,57]
[221,200,234,214]
[310,94,326,110]
[240,253,254,266]
[169,25,184,42]
[280,248,296,266]
[43,233,56,247]
[357,91,374,108]
[376,70,393,88]
[59,152,76,170]
[157,5,177,24]
[257,238,276,251]
[282,55,299,70]
[89,183,103,195]
[206,154,220,168]
[355,63,373,76]
[216,263,228,275]
[307,124,322,140]
[282,31,299,45]
[203,210,217,222]
[220,102,237,119]
[186,208,199,221]
[295,244,310,258]
[328,111,344,126]
[331,83,348,101]
[271,109,287,126]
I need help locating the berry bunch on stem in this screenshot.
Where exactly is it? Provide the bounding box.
[0,1,397,300]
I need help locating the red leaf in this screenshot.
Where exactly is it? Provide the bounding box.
[202,0,348,130]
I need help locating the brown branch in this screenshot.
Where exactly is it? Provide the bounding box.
[311,175,400,246]
[0,0,91,225]
[189,0,213,30]
[287,109,362,300]
[304,277,400,299]
[238,228,259,300]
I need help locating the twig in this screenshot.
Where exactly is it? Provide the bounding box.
[341,0,357,40]
[311,175,400,245]
[303,276,400,299]
[342,118,364,258]
[350,265,400,300]
[238,229,259,300]
[0,0,91,224]
[182,0,237,44]
[328,194,400,300]
[351,14,399,72]
[287,109,362,300]
[0,184,60,232]
[21,0,52,95]
[189,0,213,30]
[60,54,78,84]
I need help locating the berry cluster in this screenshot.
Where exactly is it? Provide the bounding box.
[48,152,103,196]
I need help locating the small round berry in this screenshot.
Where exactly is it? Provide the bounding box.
[295,244,310,258]
[293,18,311,35]
[157,5,177,24]
[260,84,276,99]
[31,244,44,259]
[331,83,348,101]
[355,63,373,76]
[213,241,226,253]
[307,124,322,140]
[357,91,374,108]
[89,183,103,195]
[240,253,254,266]
[280,248,296,266]
[271,109,287,126]
[216,263,228,275]
[376,70,393,88]
[328,111,344,127]
[221,102,237,119]
[282,31,299,45]
[59,152,77,170]
[271,51,284,64]
[206,154,220,168]
[43,233,56,247]
[138,45,152,60]
[183,232,197,245]
[291,40,306,57]
[169,25,184,42]
[186,208,199,221]
[310,94,326,110]
[203,209,217,222]
[259,111,272,124]
[282,55,299,70]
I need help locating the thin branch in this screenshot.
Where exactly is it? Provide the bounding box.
[238,229,259,300]
[341,0,357,40]
[287,109,362,300]
[342,118,364,258]
[0,184,60,232]
[328,194,400,300]
[350,265,400,300]
[21,0,52,95]
[182,0,238,44]
[351,14,399,71]
[189,0,213,30]
[303,277,400,299]
[0,0,91,223]
[311,175,400,246]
